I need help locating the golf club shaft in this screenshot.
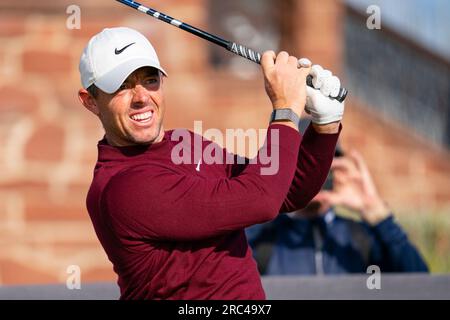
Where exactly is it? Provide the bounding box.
[115,0,348,102]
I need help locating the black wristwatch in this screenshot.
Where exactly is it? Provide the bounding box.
[270,108,301,131]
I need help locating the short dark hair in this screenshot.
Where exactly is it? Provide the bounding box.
[87,84,99,98]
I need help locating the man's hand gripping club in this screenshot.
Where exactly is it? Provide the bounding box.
[261,51,311,132]
[261,51,345,133]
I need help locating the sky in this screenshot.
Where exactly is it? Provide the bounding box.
[346,0,450,61]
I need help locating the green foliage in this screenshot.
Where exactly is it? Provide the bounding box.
[397,212,450,273]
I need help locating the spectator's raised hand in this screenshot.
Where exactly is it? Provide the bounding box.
[318,150,391,225]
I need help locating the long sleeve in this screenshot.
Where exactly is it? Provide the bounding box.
[369,215,429,272]
[279,123,341,213]
[101,124,301,241]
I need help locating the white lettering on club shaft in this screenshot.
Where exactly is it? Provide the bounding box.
[170,19,182,27]
[137,5,149,14]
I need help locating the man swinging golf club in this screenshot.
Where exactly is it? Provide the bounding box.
[78,27,345,299]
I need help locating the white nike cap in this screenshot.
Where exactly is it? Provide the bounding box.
[79,27,167,94]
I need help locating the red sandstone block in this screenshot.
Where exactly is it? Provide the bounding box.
[22,49,72,74]
[0,259,59,285]
[25,202,88,221]
[0,49,4,68]
[69,20,116,40]
[51,242,106,254]
[20,187,87,221]
[24,124,65,162]
[425,156,450,174]
[434,192,450,204]
[0,85,38,114]
[82,267,117,282]
[0,15,26,38]
[67,181,92,193]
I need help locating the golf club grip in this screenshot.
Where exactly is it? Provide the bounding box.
[228,42,348,103]
[228,42,262,64]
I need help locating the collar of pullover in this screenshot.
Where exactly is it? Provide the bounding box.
[97,131,171,162]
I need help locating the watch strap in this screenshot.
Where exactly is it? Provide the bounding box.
[270,108,301,131]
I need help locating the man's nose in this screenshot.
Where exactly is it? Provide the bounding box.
[131,85,149,106]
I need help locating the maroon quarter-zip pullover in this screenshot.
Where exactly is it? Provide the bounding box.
[86,123,340,299]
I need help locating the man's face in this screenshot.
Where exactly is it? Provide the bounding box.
[92,67,166,146]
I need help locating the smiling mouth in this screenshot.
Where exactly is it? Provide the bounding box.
[130,111,154,124]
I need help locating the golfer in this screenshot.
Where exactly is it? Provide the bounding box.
[78,27,344,299]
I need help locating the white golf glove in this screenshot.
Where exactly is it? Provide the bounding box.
[305,64,345,125]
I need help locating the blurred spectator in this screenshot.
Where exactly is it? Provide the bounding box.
[247,148,429,275]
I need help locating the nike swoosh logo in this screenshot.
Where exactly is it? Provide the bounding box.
[196,159,202,172]
[115,42,136,55]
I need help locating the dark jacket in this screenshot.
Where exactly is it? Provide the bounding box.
[246,209,429,275]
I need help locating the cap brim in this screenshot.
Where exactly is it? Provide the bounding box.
[94,57,168,94]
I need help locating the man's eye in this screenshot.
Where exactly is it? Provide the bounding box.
[144,78,158,85]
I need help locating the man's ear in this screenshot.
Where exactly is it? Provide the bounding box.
[78,89,100,116]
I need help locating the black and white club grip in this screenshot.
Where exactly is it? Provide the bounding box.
[228,42,262,64]
[228,42,347,103]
